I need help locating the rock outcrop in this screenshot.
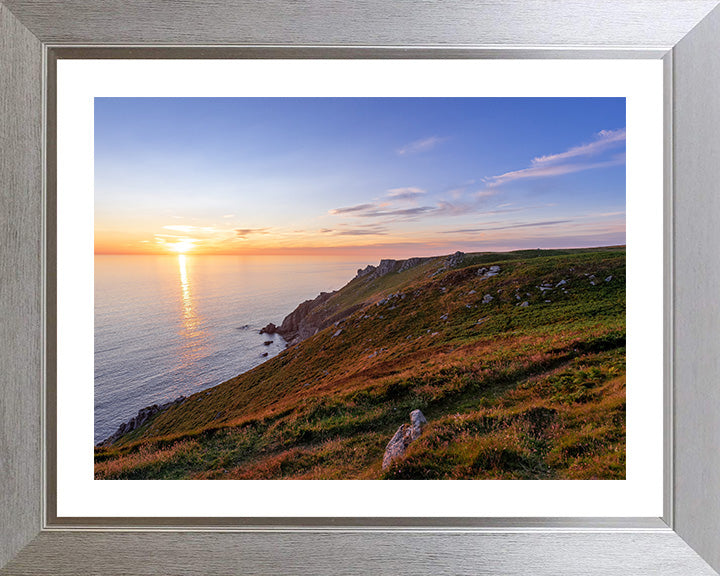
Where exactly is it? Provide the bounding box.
[98,395,186,446]
[382,409,427,470]
[356,256,430,280]
[260,290,361,347]
[445,251,465,268]
[399,257,430,272]
[259,322,277,335]
[477,264,501,279]
[374,259,400,277]
[431,251,467,277]
[356,264,376,278]
[355,259,399,280]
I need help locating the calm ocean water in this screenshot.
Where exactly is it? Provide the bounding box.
[94,254,366,444]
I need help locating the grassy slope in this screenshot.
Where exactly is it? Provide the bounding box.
[95,247,626,480]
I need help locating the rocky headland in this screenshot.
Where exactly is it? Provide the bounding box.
[260,253,459,347]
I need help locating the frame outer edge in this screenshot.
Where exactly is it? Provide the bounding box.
[0,1,718,574]
[2,531,720,576]
[1,0,720,47]
[0,2,43,570]
[671,3,720,573]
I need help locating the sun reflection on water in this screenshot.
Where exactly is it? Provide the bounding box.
[177,254,208,367]
[179,254,193,318]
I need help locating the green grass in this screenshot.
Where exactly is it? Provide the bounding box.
[95,247,626,480]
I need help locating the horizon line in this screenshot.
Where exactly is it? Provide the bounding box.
[94,244,627,257]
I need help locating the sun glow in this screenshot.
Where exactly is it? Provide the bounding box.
[168,239,196,254]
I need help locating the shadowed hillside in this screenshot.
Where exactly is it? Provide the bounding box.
[95,247,626,480]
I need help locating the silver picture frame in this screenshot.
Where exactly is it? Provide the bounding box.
[2,1,720,574]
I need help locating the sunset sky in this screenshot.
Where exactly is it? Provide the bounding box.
[95,97,625,258]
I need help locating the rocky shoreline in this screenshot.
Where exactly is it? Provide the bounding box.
[97,395,186,447]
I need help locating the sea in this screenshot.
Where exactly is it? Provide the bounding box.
[94,254,367,444]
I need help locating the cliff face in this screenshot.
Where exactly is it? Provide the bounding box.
[264,255,434,347]
[262,291,337,346]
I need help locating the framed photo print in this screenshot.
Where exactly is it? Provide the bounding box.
[56,59,662,519]
[2,2,720,575]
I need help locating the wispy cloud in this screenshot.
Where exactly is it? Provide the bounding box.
[163,225,216,232]
[329,203,377,215]
[328,196,524,224]
[319,223,389,236]
[532,128,625,166]
[154,234,200,247]
[396,136,446,156]
[434,201,479,217]
[334,229,389,236]
[485,129,626,188]
[441,220,572,234]
[486,158,625,187]
[234,228,270,239]
[356,206,437,219]
[590,210,626,218]
[474,189,499,199]
[330,202,437,221]
[386,187,426,201]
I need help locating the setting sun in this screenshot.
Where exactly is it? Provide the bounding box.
[167,239,196,254]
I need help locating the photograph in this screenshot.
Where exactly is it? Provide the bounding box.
[93,96,627,481]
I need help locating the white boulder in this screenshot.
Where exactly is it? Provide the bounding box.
[382,409,428,470]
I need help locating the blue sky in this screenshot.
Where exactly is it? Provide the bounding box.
[95,97,625,256]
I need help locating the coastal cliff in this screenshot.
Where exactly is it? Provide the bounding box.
[260,291,338,346]
[260,254,450,347]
